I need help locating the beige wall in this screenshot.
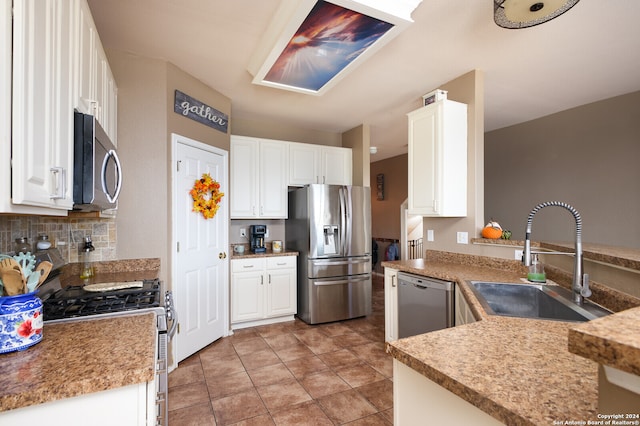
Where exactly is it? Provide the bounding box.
[108,52,168,282]
[342,124,371,187]
[231,117,341,146]
[370,154,408,240]
[108,50,231,284]
[485,91,640,249]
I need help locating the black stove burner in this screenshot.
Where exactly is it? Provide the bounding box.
[42,279,161,321]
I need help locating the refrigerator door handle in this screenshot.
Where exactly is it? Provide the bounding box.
[313,275,371,286]
[345,187,352,255]
[339,187,347,255]
[312,257,371,267]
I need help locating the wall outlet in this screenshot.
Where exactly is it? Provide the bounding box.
[427,229,434,242]
[456,232,468,244]
[515,249,523,261]
[240,228,247,238]
[265,228,269,238]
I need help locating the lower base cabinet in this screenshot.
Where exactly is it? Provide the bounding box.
[455,284,476,326]
[394,360,503,425]
[384,267,399,342]
[231,256,297,329]
[0,381,155,425]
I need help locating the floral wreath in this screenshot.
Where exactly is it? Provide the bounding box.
[190,173,224,219]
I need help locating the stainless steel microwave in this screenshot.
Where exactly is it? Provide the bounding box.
[73,111,122,212]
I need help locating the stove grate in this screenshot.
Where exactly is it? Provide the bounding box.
[42,279,161,321]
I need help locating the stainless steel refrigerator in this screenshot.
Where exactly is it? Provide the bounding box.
[286,184,372,324]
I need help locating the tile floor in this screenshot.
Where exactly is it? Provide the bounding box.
[167,275,392,425]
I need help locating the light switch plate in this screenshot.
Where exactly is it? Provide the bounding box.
[427,229,434,242]
[456,232,468,244]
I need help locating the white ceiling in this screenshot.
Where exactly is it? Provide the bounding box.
[88,0,640,161]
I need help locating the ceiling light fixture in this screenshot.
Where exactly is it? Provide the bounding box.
[248,0,423,95]
[493,0,580,29]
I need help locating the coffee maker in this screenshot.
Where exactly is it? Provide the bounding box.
[250,225,267,253]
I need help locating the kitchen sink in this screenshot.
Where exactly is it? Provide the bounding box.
[467,281,612,322]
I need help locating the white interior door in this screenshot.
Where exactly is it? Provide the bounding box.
[172,134,229,363]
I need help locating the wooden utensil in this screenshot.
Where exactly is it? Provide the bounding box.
[35,261,53,288]
[0,257,25,295]
[1,269,26,296]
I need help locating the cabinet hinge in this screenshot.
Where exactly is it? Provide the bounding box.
[177,241,180,252]
[176,160,181,172]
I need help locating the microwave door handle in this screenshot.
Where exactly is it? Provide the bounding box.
[102,149,122,203]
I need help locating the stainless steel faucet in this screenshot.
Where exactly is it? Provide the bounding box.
[522,201,591,304]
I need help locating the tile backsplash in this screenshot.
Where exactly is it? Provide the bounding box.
[0,215,116,262]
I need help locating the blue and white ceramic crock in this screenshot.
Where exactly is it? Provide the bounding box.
[0,291,43,353]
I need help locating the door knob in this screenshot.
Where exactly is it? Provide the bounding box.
[219,252,227,259]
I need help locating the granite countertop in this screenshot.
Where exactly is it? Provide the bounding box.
[231,249,299,260]
[472,238,640,272]
[383,251,640,426]
[0,311,157,412]
[569,306,640,376]
[61,257,161,287]
[0,258,161,413]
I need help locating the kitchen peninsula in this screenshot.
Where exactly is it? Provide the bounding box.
[383,249,640,426]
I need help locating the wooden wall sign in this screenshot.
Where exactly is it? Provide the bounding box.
[174,90,228,133]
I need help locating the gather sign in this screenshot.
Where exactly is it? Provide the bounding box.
[174,90,228,133]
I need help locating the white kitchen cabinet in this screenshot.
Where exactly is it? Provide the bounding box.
[454,284,476,326]
[407,99,467,217]
[289,142,352,186]
[265,257,297,318]
[384,267,399,342]
[231,256,297,328]
[394,360,503,426]
[0,381,155,426]
[230,136,288,219]
[231,258,265,323]
[8,0,75,213]
[74,0,118,144]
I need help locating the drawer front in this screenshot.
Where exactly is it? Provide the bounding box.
[267,256,296,270]
[232,258,266,273]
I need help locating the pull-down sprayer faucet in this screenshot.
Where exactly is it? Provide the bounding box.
[522,201,591,305]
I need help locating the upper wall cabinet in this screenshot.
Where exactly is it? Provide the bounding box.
[7,0,75,213]
[289,142,352,186]
[407,99,467,217]
[230,136,288,219]
[1,0,117,215]
[75,0,118,145]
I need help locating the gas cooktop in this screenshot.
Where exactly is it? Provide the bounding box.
[42,279,161,321]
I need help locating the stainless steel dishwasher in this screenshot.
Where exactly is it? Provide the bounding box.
[397,272,454,338]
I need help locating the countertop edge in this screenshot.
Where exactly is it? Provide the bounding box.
[231,250,298,259]
[568,306,640,376]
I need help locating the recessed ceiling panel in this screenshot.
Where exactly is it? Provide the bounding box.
[249,0,420,95]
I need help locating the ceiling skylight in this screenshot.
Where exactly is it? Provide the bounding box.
[248,0,422,95]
